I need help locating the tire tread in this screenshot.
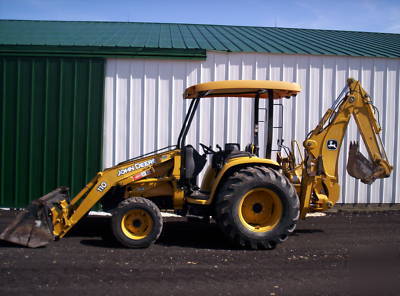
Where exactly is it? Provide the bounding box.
[215,166,299,250]
[111,197,163,248]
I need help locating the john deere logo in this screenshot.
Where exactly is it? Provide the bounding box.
[327,139,338,150]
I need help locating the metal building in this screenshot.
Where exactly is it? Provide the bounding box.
[1,20,399,207]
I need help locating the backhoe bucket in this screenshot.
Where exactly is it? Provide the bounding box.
[347,142,378,185]
[0,187,69,248]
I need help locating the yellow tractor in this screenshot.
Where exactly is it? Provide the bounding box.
[0,78,392,249]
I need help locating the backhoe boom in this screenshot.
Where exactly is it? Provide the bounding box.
[285,78,393,218]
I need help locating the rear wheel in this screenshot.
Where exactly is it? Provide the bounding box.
[215,166,299,249]
[111,197,163,248]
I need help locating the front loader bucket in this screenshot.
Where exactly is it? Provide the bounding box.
[347,142,379,185]
[0,187,69,248]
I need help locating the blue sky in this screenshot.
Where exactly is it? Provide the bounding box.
[1,0,399,33]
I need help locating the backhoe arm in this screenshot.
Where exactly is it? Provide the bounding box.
[295,78,392,218]
[346,80,392,183]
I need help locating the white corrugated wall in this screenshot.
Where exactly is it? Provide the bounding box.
[103,52,400,204]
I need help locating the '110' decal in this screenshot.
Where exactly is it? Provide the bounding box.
[97,182,108,192]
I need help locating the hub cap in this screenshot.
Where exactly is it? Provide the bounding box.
[121,209,153,240]
[238,188,283,232]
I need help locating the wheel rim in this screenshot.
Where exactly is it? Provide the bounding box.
[238,188,283,232]
[121,209,153,240]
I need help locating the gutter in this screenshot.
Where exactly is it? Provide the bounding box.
[0,45,207,60]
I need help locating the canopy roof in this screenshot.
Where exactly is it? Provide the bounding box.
[183,80,301,99]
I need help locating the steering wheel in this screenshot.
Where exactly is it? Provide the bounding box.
[199,143,215,155]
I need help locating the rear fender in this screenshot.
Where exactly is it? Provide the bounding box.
[205,157,280,205]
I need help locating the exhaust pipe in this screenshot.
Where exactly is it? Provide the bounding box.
[0,187,69,248]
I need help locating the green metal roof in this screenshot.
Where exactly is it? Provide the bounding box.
[1,20,399,59]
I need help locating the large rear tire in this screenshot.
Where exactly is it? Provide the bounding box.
[215,166,299,249]
[111,197,163,248]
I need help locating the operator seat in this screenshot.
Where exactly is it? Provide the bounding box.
[182,145,207,186]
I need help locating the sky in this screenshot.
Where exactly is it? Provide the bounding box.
[0,0,399,33]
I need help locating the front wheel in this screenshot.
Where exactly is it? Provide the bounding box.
[215,166,299,249]
[111,197,163,248]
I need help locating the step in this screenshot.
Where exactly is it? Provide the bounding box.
[189,191,210,200]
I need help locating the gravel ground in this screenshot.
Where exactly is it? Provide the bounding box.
[0,210,399,296]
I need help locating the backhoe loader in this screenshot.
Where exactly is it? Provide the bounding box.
[0,78,392,249]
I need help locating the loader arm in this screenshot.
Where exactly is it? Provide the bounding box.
[51,149,181,238]
[0,149,182,247]
[295,78,392,218]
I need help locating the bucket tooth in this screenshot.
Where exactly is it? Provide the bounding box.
[347,141,378,184]
[0,187,69,248]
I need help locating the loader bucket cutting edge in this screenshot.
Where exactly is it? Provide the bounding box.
[0,187,69,248]
[347,142,378,185]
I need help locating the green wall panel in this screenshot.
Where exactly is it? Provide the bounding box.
[0,56,104,207]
